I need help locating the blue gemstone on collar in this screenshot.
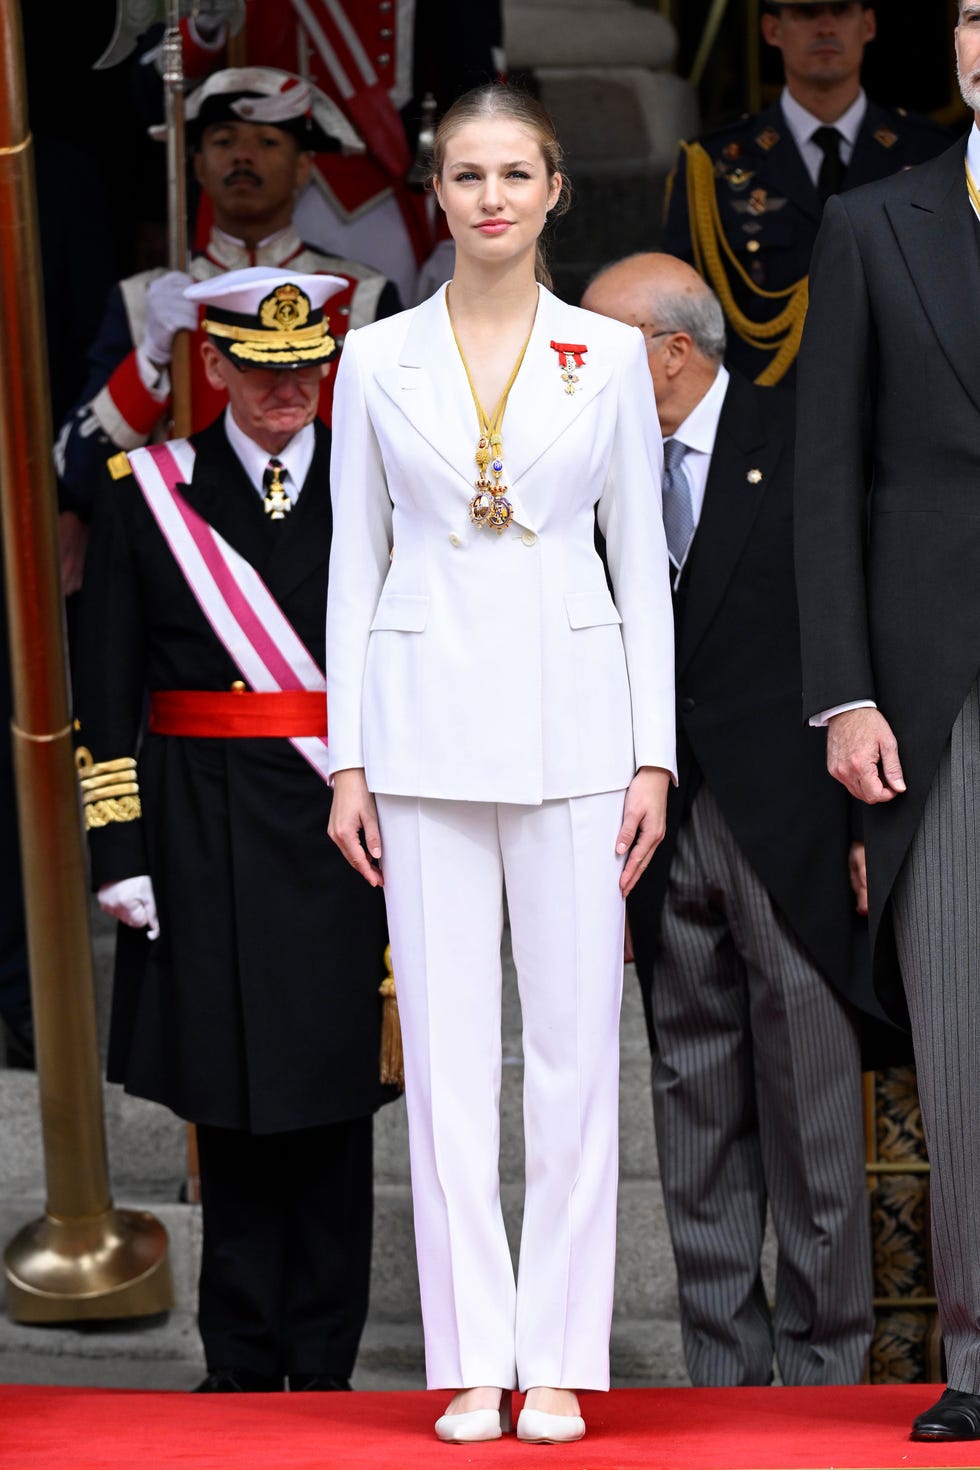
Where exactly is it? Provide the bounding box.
[492,458,504,474]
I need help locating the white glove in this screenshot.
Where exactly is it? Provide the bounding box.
[142,272,198,367]
[98,876,161,940]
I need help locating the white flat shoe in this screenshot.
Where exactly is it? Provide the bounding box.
[434,1391,513,1443]
[516,1407,586,1444]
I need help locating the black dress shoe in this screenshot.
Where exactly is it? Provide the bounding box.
[288,1374,353,1392]
[194,1368,283,1393]
[911,1388,980,1440]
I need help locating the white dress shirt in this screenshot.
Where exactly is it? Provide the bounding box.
[968,122,980,220]
[780,87,867,190]
[667,365,729,584]
[223,407,315,504]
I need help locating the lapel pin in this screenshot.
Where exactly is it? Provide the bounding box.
[747,468,763,484]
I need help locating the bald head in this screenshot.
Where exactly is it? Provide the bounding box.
[582,253,726,435]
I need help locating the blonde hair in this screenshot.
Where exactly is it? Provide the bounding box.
[431,84,571,291]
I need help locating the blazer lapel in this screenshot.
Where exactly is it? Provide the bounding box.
[886,141,980,418]
[265,421,332,603]
[846,102,900,188]
[503,286,613,488]
[676,375,770,674]
[374,287,482,493]
[181,418,274,575]
[765,101,822,225]
[374,285,612,533]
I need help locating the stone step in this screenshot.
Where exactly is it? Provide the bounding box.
[0,1191,683,1389]
[0,963,664,1193]
[505,0,677,71]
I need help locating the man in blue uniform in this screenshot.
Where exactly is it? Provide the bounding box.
[661,1,949,385]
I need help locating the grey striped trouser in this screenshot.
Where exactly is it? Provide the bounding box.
[892,676,980,1395]
[651,784,872,1387]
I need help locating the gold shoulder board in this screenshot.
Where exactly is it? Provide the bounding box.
[107,451,132,480]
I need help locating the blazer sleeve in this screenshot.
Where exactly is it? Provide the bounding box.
[597,328,677,781]
[325,328,394,776]
[794,194,876,720]
[74,469,150,887]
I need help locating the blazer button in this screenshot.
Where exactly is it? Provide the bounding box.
[449,532,462,547]
[680,696,695,712]
[520,530,537,547]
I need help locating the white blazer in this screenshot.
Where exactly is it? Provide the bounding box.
[326,283,676,805]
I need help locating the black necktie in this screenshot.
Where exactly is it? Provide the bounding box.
[262,458,291,521]
[812,126,846,205]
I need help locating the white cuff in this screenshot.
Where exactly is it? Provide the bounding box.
[809,699,877,729]
[136,347,171,398]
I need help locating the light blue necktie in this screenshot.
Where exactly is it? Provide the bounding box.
[662,437,695,570]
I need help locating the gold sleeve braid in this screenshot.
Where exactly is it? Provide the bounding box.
[681,141,809,387]
[75,746,142,830]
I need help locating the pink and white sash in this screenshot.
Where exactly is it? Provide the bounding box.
[129,439,330,785]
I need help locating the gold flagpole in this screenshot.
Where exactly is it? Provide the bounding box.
[0,0,172,1322]
[163,0,192,438]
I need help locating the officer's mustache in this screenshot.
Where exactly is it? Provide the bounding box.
[223,167,263,188]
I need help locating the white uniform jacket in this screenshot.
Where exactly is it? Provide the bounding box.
[326,284,677,805]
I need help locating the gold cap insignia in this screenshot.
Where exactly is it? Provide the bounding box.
[259,283,311,332]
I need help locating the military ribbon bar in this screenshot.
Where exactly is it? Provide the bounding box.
[550,341,588,369]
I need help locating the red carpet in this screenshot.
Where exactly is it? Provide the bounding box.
[4,1384,980,1470]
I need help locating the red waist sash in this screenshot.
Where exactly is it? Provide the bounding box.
[149,690,328,739]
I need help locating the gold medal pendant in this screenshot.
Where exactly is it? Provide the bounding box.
[449,289,535,541]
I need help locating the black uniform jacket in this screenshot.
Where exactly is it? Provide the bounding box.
[796,138,980,1027]
[628,373,875,1047]
[661,98,950,384]
[75,417,395,1132]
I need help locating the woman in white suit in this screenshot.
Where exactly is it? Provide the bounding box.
[327,84,675,1444]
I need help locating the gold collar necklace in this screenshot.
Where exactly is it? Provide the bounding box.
[966,158,980,221]
[447,288,536,535]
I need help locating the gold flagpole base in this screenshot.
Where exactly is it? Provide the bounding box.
[4,1207,173,1323]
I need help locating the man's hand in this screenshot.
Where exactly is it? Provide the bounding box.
[58,511,89,595]
[98,875,160,939]
[849,840,868,917]
[142,271,198,367]
[328,768,384,887]
[616,766,671,897]
[827,707,906,805]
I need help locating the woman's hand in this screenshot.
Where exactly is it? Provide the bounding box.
[328,768,384,887]
[616,766,670,897]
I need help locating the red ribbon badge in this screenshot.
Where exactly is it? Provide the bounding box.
[550,341,588,368]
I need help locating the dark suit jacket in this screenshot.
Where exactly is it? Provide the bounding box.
[75,417,395,1132]
[795,137,980,1025]
[661,98,950,384]
[628,372,873,1047]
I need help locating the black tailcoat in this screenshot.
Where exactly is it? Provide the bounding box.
[628,373,873,1045]
[76,417,395,1131]
[661,98,951,384]
[796,138,980,1026]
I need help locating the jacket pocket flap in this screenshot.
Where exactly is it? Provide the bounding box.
[564,591,623,629]
[370,593,429,632]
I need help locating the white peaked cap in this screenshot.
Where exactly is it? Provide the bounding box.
[184,268,348,313]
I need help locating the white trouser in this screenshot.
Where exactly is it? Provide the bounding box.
[376,791,627,1392]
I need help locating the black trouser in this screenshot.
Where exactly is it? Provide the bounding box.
[196,1116,374,1380]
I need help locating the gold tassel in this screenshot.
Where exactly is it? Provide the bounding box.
[379,944,404,1090]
